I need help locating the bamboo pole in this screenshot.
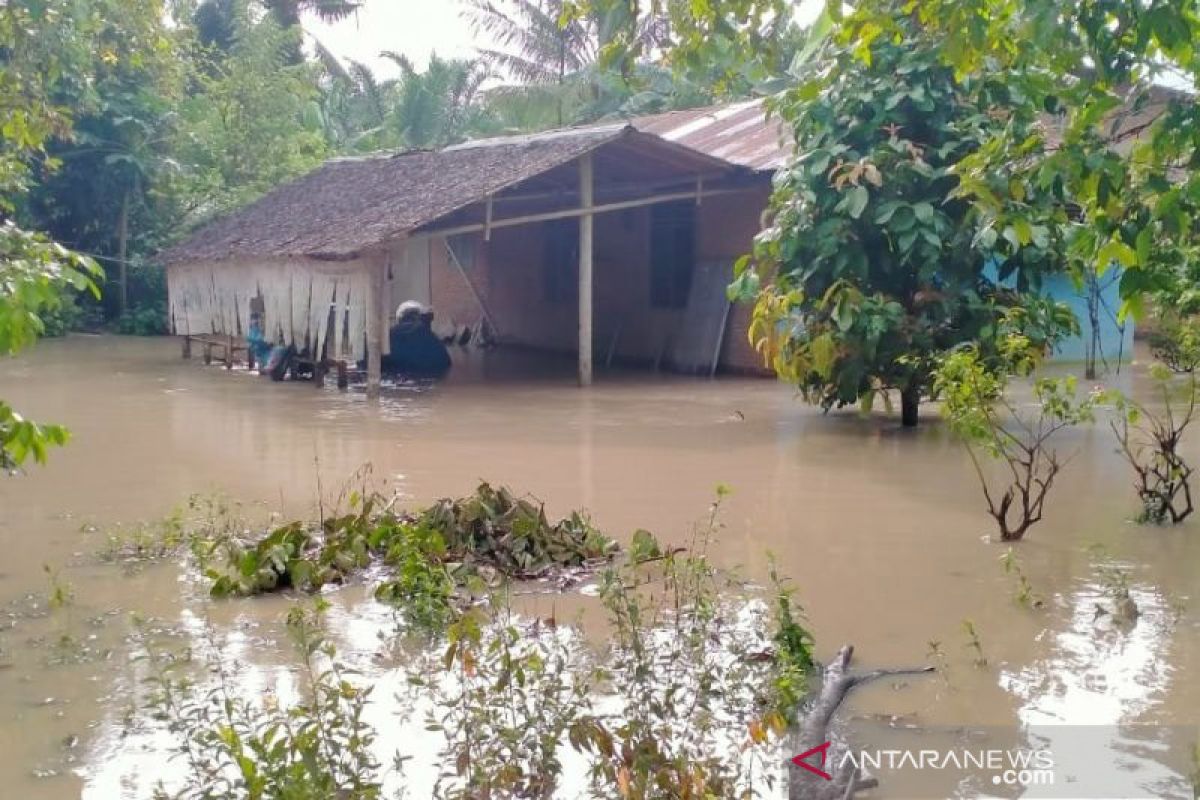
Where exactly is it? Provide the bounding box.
[366,256,384,397]
[579,153,594,387]
[418,185,749,240]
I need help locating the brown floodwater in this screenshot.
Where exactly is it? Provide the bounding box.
[1,335,1198,799]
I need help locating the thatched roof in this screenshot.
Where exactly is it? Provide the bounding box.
[165,124,745,263]
[164,125,639,263]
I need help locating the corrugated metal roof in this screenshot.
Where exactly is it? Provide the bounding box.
[631,99,789,172]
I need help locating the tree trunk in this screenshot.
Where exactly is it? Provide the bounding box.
[117,189,129,318]
[788,645,934,800]
[900,386,920,428]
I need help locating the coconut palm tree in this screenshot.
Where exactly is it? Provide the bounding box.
[461,0,666,125]
[318,53,492,153]
[463,0,598,88]
[384,54,489,148]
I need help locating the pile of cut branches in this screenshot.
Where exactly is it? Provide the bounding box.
[202,484,618,617]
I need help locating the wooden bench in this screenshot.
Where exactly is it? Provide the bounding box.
[180,335,351,389]
[181,334,251,369]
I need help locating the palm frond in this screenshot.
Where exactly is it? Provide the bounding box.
[311,35,351,82]
[298,0,361,23]
[462,0,598,84]
[380,50,416,78]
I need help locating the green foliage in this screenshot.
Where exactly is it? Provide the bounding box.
[115,303,169,335]
[20,0,185,318]
[999,547,1043,609]
[737,4,1074,425]
[143,600,383,800]
[43,562,75,610]
[174,13,328,216]
[1148,314,1200,374]
[417,481,616,577]
[565,0,798,97]
[569,501,803,797]
[936,331,1099,540]
[961,618,987,668]
[838,0,1200,325]
[465,0,714,126]
[203,484,618,631]
[767,559,816,723]
[0,223,102,354]
[424,600,591,798]
[372,521,457,630]
[96,507,190,565]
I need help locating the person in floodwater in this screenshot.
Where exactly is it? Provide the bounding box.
[382,301,452,378]
[246,310,272,367]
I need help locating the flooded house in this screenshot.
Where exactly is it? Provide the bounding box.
[163,97,1146,390]
[162,103,781,392]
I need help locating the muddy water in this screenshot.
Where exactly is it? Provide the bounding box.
[1,335,1198,799]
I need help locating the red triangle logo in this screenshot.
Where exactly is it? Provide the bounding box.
[791,741,833,780]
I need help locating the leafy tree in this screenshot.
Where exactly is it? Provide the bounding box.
[193,0,360,62]
[1,0,103,470]
[834,0,1200,329]
[563,0,797,97]
[1107,361,1197,525]
[731,5,1075,426]
[263,0,360,27]
[174,13,328,218]
[465,0,697,126]
[21,0,183,319]
[194,0,240,52]
[466,0,601,87]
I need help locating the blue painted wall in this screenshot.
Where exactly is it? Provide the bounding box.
[985,257,1133,364]
[1042,271,1135,363]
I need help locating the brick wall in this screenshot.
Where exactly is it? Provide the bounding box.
[427,233,491,334]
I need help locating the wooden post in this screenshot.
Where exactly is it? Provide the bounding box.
[182,336,192,359]
[366,257,384,397]
[578,153,594,387]
[225,334,234,369]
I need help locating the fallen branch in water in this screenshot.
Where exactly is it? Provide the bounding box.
[789,645,935,800]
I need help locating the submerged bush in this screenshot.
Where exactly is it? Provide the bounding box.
[150,494,817,799]
[1148,314,1200,374]
[143,601,383,800]
[936,333,1098,541]
[201,483,618,630]
[1106,363,1197,524]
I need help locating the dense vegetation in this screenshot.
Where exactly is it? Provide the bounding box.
[731,5,1076,426]
[1,0,764,339]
